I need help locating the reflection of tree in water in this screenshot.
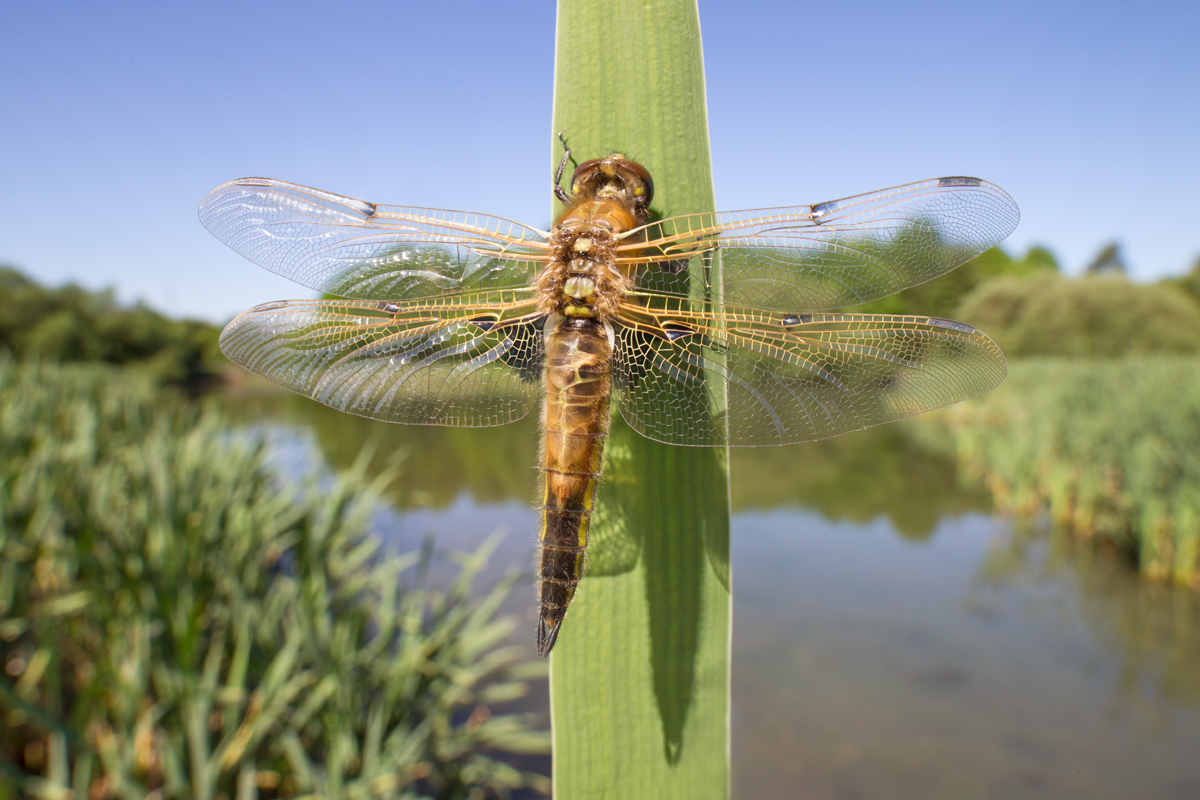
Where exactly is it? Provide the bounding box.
[227,386,991,540]
[975,519,1200,715]
[300,396,540,509]
[222,388,540,509]
[730,421,990,540]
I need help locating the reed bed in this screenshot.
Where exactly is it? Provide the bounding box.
[0,362,548,799]
[932,356,1200,587]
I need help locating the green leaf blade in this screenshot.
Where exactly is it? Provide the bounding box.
[549,1,731,797]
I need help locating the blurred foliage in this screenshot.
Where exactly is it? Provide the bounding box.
[957,273,1200,357]
[0,362,548,799]
[928,357,1200,587]
[0,266,225,383]
[1163,254,1200,306]
[844,244,1060,319]
[1084,241,1127,276]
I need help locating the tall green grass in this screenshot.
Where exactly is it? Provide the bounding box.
[931,357,1200,587]
[0,362,548,799]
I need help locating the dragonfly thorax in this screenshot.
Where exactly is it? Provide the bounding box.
[539,222,629,320]
[567,256,595,275]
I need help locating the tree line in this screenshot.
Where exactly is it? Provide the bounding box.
[848,245,1200,358]
[5,243,1200,376]
[0,266,225,382]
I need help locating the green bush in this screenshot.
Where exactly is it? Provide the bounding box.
[930,357,1200,586]
[957,273,1200,357]
[845,244,1059,319]
[0,362,548,799]
[1162,254,1200,307]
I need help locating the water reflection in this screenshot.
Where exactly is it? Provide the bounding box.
[734,511,1200,800]
[729,423,990,540]
[225,386,991,539]
[229,386,540,509]
[222,388,1200,799]
[976,519,1200,717]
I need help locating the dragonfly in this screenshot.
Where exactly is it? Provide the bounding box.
[200,140,1018,656]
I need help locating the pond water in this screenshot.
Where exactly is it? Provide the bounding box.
[230,389,1200,799]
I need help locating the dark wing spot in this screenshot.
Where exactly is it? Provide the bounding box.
[662,321,696,341]
[468,315,498,331]
[810,200,840,223]
[873,374,901,391]
[937,177,983,187]
[926,317,975,333]
[782,313,813,327]
[658,258,689,275]
[379,301,400,314]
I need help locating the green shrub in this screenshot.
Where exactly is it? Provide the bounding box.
[0,362,548,799]
[957,273,1200,357]
[845,244,1059,319]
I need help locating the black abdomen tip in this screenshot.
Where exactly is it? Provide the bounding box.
[537,617,564,657]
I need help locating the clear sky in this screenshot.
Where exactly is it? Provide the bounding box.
[3,1,1198,323]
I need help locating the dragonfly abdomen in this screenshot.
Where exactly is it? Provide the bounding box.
[537,314,614,656]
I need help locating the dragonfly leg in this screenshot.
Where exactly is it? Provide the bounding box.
[554,131,572,204]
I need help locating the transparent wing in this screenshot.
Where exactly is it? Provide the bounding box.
[614,296,1006,446]
[219,290,546,426]
[622,177,1019,311]
[199,178,552,300]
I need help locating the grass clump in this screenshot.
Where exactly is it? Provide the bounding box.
[0,362,548,799]
[931,357,1200,587]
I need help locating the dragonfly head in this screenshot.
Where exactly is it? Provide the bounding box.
[570,154,654,219]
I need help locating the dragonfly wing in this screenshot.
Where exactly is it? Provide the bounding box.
[199,178,551,300]
[614,299,1005,446]
[629,177,1019,311]
[219,290,545,426]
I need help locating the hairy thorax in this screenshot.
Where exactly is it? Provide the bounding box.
[538,216,628,319]
[537,158,652,321]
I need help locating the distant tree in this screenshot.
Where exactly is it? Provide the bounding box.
[1085,241,1127,275]
[0,264,225,381]
[1023,245,1059,273]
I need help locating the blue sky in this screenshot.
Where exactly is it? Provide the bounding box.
[3,0,1198,323]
